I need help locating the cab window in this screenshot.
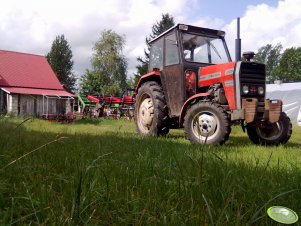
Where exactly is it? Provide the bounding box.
[165,33,179,66]
[149,38,163,71]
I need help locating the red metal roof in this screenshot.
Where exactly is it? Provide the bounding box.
[0,50,73,96]
[1,87,74,97]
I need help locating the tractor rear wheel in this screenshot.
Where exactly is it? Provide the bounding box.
[246,112,292,145]
[184,102,230,145]
[135,81,169,136]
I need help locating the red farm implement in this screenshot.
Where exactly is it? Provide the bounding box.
[79,89,135,119]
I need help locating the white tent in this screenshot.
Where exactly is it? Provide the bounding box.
[266,82,301,126]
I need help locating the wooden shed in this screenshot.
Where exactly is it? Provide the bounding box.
[0,50,74,117]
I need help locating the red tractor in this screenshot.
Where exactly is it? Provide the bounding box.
[134,24,292,145]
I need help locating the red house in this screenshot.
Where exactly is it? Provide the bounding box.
[0,50,75,116]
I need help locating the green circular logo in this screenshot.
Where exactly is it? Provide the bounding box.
[267,206,298,224]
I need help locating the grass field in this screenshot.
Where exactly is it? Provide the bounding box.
[0,116,301,225]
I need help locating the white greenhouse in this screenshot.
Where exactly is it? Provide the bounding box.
[266,82,301,126]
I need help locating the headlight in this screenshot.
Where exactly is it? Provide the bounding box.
[242,85,249,94]
[258,86,264,95]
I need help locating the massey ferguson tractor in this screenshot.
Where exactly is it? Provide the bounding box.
[134,23,292,145]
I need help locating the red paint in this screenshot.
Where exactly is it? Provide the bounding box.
[0,50,66,90]
[185,70,196,96]
[135,70,160,93]
[199,62,236,109]
[179,92,210,125]
[87,95,134,105]
[3,87,74,97]
[87,95,100,103]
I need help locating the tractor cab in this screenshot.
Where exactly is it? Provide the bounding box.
[147,24,232,117]
[149,24,231,69]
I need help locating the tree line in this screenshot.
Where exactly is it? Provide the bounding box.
[46,15,301,94]
[254,44,301,83]
[46,14,174,95]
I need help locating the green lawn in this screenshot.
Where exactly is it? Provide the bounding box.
[0,117,301,225]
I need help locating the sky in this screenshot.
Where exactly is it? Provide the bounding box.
[1,0,301,80]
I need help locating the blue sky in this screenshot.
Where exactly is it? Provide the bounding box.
[194,0,279,23]
[1,0,300,77]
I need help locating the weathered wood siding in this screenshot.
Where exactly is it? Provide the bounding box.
[19,95,35,116]
[0,90,7,113]
[10,94,18,115]
[2,93,73,116]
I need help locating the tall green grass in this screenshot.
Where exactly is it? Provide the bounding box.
[0,117,301,225]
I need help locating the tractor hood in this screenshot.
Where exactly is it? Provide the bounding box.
[198,62,236,110]
[198,62,236,88]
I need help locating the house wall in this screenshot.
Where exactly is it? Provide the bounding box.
[4,93,72,117]
[0,90,6,114]
[40,96,57,115]
[10,94,18,115]
[0,90,2,112]
[19,95,36,116]
[66,99,72,113]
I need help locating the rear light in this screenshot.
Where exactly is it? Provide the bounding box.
[185,70,196,96]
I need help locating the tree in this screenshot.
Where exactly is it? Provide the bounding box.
[275,47,301,82]
[46,35,76,91]
[80,30,127,95]
[134,13,175,84]
[79,70,102,94]
[254,43,282,83]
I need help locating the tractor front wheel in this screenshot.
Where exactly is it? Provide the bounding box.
[135,81,169,136]
[246,112,292,145]
[184,102,230,145]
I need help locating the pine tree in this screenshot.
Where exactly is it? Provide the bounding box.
[46,35,76,91]
[134,13,175,84]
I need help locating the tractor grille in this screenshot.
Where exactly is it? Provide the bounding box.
[240,62,266,85]
[240,62,266,115]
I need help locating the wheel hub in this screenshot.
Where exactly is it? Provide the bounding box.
[197,114,217,136]
[139,98,154,130]
[256,122,282,140]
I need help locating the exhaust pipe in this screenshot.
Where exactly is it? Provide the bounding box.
[235,17,241,61]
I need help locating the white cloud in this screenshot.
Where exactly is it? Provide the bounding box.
[224,0,301,59]
[0,0,195,77]
[1,0,301,80]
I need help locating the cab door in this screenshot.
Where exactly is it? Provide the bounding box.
[161,32,185,117]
